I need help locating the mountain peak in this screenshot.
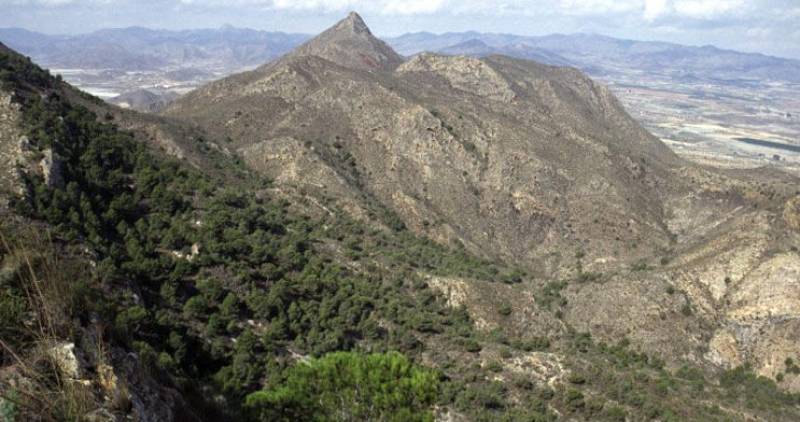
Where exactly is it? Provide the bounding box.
[287,11,403,71]
[338,11,370,34]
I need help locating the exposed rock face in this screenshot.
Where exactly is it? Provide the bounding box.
[502,352,568,388]
[728,253,800,321]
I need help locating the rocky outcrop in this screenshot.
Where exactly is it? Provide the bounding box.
[502,352,568,388]
[39,148,64,188]
[0,90,27,202]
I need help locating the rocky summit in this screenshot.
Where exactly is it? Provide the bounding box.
[289,12,404,71]
[2,11,800,422]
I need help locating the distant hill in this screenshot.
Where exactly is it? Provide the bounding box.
[438,39,573,67]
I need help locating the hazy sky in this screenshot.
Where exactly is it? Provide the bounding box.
[4,0,800,59]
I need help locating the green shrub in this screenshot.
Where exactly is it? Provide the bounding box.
[183,295,208,318]
[457,381,506,411]
[565,389,585,411]
[485,360,504,373]
[245,351,439,422]
[462,338,482,353]
[511,337,550,352]
[115,306,149,338]
[576,271,603,283]
[536,281,567,310]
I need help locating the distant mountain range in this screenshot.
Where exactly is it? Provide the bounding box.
[3,26,800,84]
[0,26,309,71]
[3,25,800,87]
[386,31,800,84]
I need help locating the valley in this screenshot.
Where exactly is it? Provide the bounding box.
[605,75,800,173]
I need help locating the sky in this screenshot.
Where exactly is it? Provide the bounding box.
[3,0,800,59]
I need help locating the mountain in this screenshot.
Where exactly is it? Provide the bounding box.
[387,32,800,83]
[3,12,800,421]
[166,12,682,271]
[166,10,800,403]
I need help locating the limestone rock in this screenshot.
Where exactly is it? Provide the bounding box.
[0,90,26,200]
[39,148,65,188]
[706,329,743,368]
[503,352,568,388]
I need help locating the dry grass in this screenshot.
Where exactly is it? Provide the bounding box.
[0,221,103,421]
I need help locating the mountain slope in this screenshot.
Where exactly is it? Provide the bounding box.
[165,13,683,272]
[0,40,509,421]
[164,12,800,397]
